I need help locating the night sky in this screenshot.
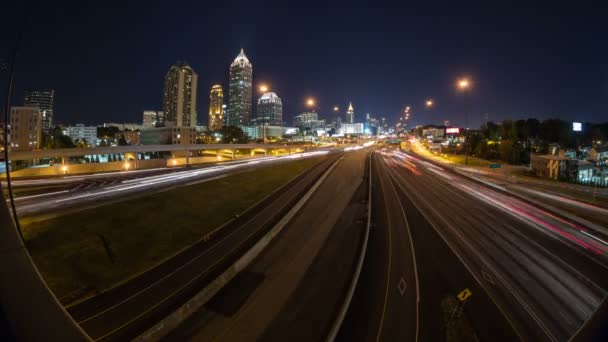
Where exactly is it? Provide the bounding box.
[1,1,607,128]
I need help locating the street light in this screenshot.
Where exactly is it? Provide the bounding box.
[425,99,434,108]
[457,78,470,90]
[306,98,315,108]
[457,77,472,165]
[259,84,268,93]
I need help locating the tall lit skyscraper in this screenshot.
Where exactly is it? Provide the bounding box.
[163,63,198,127]
[24,89,54,134]
[346,102,355,124]
[256,92,282,126]
[209,85,224,131]
[228,49,252,126]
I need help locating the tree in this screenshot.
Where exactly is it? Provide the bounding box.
[117,135,128,146]
[97,126,120,139]
[219,126,249,144]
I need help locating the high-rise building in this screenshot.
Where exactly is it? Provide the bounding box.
[163,63,198,127]
[9,106,41,151]
[209,85,224,131]
[346,102,355,124]
[228,49,253,126]
[24,89,54,134]
[256,92,282,126]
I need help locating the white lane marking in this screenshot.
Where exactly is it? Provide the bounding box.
[398,277,407,296]
[11,189,70,201]
[580,231,608,247]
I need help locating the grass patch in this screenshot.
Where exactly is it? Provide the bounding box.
[21,157,324,303]
[442,154,493,167]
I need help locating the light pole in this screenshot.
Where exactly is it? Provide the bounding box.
[457,78,471,165]
[258,84,269,143]
[333,106,340,140]
[306,97,316,144]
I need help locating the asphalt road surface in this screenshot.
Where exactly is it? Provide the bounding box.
[378,148,607,341]
[6,152,332,217]
[165,148,371,341]
[63,154,340,341]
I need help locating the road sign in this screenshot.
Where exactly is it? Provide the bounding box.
[489,163,502,169]
[457,288,472,302]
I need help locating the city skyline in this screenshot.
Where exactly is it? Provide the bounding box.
[1,3,607,128]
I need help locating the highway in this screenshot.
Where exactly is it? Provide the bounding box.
[337,150,419,341]
[62,153,341,341]
[376,147,607,341]
[165,148,372,341]
[6,152,332,217]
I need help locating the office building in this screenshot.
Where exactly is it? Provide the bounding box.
[143,110,164,128]
[163,63,198,127]
[24,89,54,133]
[104,122,145,131]
[293,111,318,127]
[9,106,42,151]
[340,123,364,135]
[227,49,253,126]
[63,124,98,147]
[209,85,224,131]
[257,92,282,126]
[140,126,197,145]
[240,125,285,141]
[346,102,355,124]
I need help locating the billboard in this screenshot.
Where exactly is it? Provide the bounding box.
[572,122,582,132]
[446,127,460,134]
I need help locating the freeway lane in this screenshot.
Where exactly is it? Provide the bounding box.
[382,149,607,341]
[337,151,419,342]
[64,154,340,341]
[166,149,371,341]
[11,151,332,217]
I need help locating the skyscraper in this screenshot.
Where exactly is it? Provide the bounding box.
[24,89,54,134]
[163,63,198,127]
[346,102,355,124]
[256,92,282,126]
[228,49,253,126]
[209,85,224,131]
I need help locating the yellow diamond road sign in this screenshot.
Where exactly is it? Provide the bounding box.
[457,288,472,302]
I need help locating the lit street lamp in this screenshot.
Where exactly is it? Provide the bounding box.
[259,84,269,93]
[306,98,316,108]
[457,77,472,165]
[425,99,434,108]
